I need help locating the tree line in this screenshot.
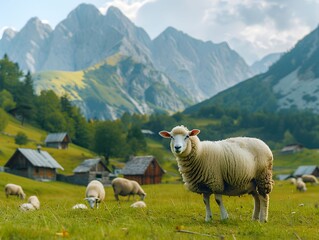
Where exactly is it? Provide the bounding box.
[1,54,319,161]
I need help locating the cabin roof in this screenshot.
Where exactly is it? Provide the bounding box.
[7,148,64,170]
[121,156,164,175]
[45,132,70,143]
[73,159,110,173]
[293,165,318,177]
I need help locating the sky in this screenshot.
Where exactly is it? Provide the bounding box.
[1,0,319,64]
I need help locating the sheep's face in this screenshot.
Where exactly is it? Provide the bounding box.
[85,197,99,209]
[159,126,200,156]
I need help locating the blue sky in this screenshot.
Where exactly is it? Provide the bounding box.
[1,0,319,64]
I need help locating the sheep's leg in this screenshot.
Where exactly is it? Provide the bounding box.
[215,194,229,220]
[203,193,212,222]
[251,191,260,220]
[114,194,119,201]
[258,194,269,222]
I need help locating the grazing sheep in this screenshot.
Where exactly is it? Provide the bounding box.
[288,177,296,185]
[296,178,307,192]
[130,201,147,208]
[301,174,318,185]
[85,180,105,209]
[19,203,36,211]
[159,125,274,222]
[5,183,26,199]
[112,177,146,201]
[72,203,88,210]
[28,195,40,210]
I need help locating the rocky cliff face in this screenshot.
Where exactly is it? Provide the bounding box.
[185,26,319,115]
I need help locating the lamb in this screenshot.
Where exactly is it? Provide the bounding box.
[5,183,26,199]
[111,177,146,201]
[159,125,274,223]
[72,203,88,210]
[301,174,318,185]
[296,178,307,192]
[19,203,35,211]
[28,195,40,210]
[85,180,105,209]
[288,177,296,185]
[130,201,147,208]
[19,195,40,211]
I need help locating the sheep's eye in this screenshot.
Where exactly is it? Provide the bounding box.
[170,136,174,140]
[185,135,189,140]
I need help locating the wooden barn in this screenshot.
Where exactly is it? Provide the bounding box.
[71,158,111,185]
[44,132,71,149]
[293,165,319,178]
[4,148,64,181]
[121,156,165,185]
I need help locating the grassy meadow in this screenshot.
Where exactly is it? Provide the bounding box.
[1,172,319,240]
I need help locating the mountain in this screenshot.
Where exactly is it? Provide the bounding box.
[33,56,192,120]
[251,52,282,74]
[1,3,253,119]
[152,27,253,101]
[184,26,319,114]
[0,17,52,72]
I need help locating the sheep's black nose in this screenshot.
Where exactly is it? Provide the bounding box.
[175,146,181,151]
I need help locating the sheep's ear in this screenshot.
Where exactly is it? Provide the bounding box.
[189,129,200,136]
[159,131,171,138]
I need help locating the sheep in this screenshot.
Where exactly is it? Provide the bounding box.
[85,180,105,209]
[130,201,147,208]
[28,195,40,210]
[301,174,318,185]
[159,125,274,223]
[19,203,36,211]
[72,203,88,210]
[288,177,296,185]
[5,183,26,199]
[111,177,146,201]
[296,178,307,192]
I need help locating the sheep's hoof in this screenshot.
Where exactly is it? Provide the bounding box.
[205,216,212,222]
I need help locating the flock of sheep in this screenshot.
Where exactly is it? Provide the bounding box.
[3,125,318,225]
[4,177,147,212]
[289,174,318,192]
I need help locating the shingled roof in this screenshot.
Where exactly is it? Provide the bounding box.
[6,148,64,170]
[121,156,158,175]
[293,165,319,177]
[45,132,70,143]
[73,159,110,173]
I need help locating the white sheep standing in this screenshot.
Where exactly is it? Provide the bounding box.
[130,201,147,208]
[111,177,146,201]
[85,180,105,209]
[159,125,274,223]
[5,183,26,199]
[296,178,307,192]
[28,195,40,210]
[301,174,318,185]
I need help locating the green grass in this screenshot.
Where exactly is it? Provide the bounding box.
[1,172,319,239]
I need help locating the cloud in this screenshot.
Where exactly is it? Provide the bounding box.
[98,0,155,20]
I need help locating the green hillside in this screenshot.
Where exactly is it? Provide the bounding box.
[0,115,95,175]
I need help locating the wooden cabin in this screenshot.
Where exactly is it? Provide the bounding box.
[71,158,111,185]
[44,132,71,149]
[121,156,165,185]
[5,148,64,181]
